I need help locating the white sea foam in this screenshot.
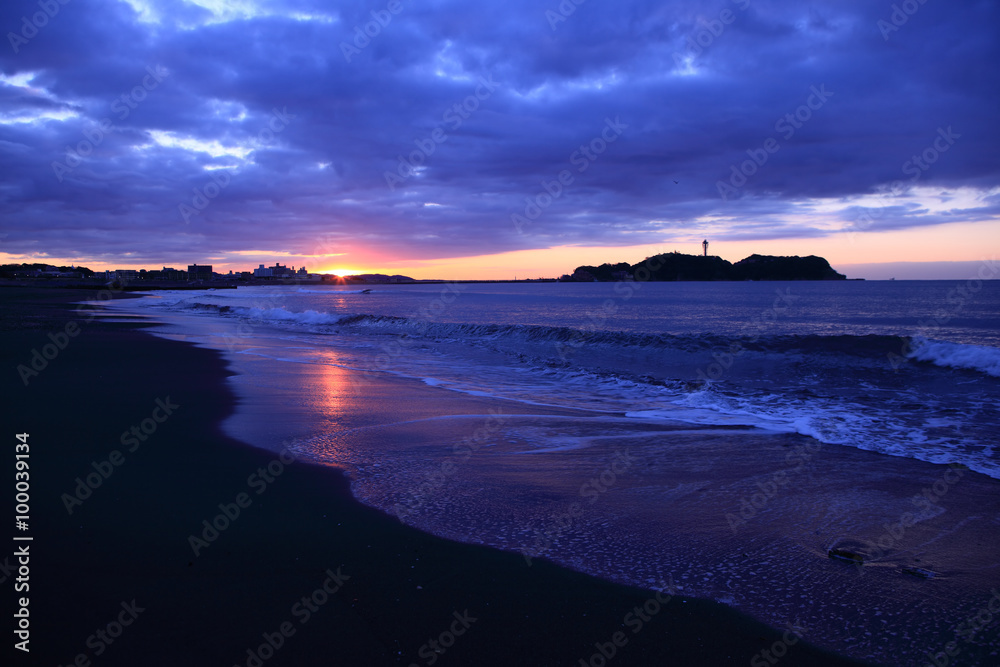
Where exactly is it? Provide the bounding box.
[242,306,343,325]
[908,336,1000,377]
[98,285,1000,480]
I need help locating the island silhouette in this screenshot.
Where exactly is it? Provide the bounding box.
[563,253,847,282]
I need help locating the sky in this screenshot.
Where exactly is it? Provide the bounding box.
[0,0,997,280]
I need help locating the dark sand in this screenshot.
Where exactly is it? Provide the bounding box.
[1,286,887,665]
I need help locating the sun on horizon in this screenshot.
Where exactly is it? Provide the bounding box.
[320,267,366,277]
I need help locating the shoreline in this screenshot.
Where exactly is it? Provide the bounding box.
[0,286,877,665]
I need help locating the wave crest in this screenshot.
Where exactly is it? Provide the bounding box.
[908,337,1000,377]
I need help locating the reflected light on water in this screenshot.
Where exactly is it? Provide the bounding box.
[298,349,357,463]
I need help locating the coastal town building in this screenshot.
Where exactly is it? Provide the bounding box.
[187,264,213,280]
[253,263,296,278]
[158,267,186,280]
[2,261,416,286]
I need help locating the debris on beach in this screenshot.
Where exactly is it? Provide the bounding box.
[902,566,937,579]
[828,548,864,564]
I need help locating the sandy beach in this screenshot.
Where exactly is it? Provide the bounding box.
[7,286,994,665]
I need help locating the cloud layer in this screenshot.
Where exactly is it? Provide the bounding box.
[1,0,997,267]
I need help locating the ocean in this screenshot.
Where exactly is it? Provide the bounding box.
[101,278,1000,664]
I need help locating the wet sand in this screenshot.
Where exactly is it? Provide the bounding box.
[333,415,1000,664]
[243,373,1000,666]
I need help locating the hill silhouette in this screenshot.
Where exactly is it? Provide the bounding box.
[566,253,846,282]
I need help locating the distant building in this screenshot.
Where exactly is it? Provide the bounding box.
[188,264,213,280]
[29,265,83,279]
[159,267,186,281]
[253,263,295,279]
[101,269,136,284]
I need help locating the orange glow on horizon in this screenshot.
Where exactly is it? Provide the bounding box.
[319,267,366,277]
[378,219,1000,280]
[2,217,997,281]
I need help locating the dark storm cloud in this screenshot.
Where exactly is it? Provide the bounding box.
[0,0,997,265]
